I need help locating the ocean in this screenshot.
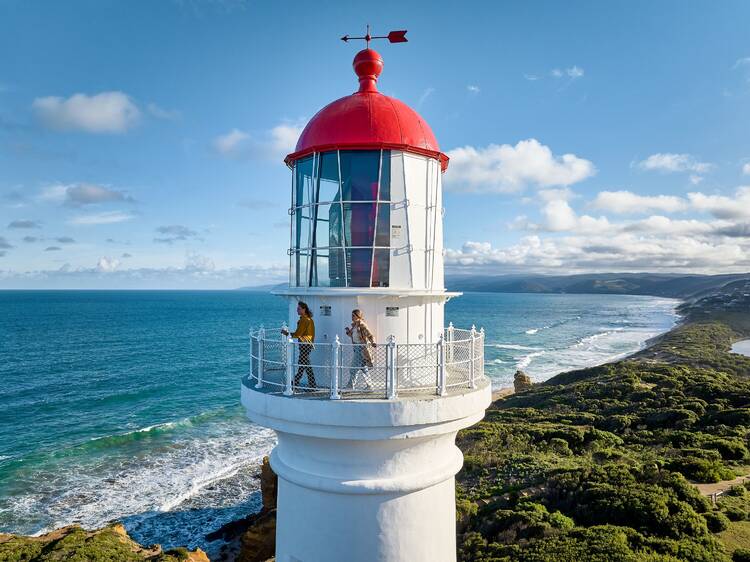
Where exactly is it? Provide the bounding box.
[0,290,678,555]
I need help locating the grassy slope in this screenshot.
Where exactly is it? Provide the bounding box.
[456,283,750,561]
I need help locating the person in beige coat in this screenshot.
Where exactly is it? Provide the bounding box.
[344,309,375,390]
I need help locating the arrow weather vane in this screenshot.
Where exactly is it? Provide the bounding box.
[341,25,408,49]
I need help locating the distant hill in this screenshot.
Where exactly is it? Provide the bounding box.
[447,272,750,299]
[235,283,287,292]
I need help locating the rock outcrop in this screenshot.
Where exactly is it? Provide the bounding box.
[0,523,209,561]
[513,369,534,393]
[208,455,278,562]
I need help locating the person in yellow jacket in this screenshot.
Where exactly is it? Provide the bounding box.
[281,301,317,389]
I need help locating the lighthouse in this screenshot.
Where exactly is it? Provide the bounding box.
[242,29,491,562]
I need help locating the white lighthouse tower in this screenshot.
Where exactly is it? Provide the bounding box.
[242,30,491,562]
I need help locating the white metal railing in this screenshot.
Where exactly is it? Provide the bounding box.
[247,323,485,399]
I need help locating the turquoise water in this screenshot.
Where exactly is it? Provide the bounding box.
[0,290,677,554]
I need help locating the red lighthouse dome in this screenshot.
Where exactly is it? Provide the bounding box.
[285,48,449,172]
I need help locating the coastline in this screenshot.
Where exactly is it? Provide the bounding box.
[491,296,683,401]
[3,289,743,561]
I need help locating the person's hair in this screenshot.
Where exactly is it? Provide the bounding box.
[297,301,312,318]
[352,309,363,320]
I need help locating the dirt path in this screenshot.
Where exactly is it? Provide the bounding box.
[695,475,750,497]
[492,387,514,401]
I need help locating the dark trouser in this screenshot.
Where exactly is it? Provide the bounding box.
[294,344,317,388]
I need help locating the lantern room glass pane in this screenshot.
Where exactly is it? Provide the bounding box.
[311,204,331,252]
[379,151,391,201]
[310,252,329,287]
[343,203,376,247]
[371,249,390,287]
[293,250,310,287]
[316,152,340,204]
[296,215,311,254]
[295,156,314,208]
[374,203,390,247]
[347,248,373,287]
[328,248,346,287]
[340,151,380,201]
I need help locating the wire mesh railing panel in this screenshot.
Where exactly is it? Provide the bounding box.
[248,325,486,399]
[445,337,472,388]
[338,342,387,397]
[396,343,439,391]
[288,341,333,393]
[259,338,287,388]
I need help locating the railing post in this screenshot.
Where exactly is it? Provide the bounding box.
[280,322,288,371]
[331,336,341,400]
[387,335,397,400]
[284,336,294,396]
[437,334,447,396]
[257,326,266,389]
[469,324,477,389]
[247,328,253,379]
[447,322,455,362]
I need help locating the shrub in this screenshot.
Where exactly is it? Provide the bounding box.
[726,485,748,498]
[734,549,750,562]
[703,510,730,532]
[703,438,749,461]
[667,457,735,483]
[721,504,746,522]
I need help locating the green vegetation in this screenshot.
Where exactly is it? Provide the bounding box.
[456,286,750,561]
[0,524,204,562]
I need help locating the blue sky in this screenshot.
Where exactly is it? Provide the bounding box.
[1,0,749,288]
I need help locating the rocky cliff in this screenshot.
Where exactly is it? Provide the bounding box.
[0,522,209,562]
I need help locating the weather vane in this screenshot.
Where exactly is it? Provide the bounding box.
[341,24,407,49]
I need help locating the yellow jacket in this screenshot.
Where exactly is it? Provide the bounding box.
[290,315,315,343]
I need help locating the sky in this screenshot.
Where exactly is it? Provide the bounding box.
[1,0,750,288]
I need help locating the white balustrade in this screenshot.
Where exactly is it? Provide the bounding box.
[247,324,485,399]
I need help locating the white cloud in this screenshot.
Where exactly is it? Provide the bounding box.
[0,261,287,289]
[213,128,249,155]
[688,187,750,220]
[96,256,120,272]
[551,69,563,78]
[69,211,135,225]
[213,122,303,161]
[541,199,579,231]
[733,57,750,70]
[40,183,134,206]
[452,185,750,273]
[591,190,688,214]
[185,251,215,272]
[637,153,712,174]
[147,103,181,121]
[466,85,480,93]
[523,74,541,81]
[32,92,140,133]
[742,163,750,175]
[445,139,596,193]
[566,66,584,78]
[445,232,750,273]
